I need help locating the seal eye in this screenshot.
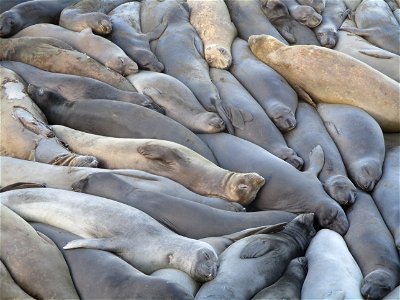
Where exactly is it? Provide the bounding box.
[219,48,227,55]
[238,184,249,190]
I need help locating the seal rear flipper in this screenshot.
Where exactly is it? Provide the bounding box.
[0,182,46,192]
[224,223,287,242]
[63,237,117,251]
[306,145,324,177]
[293,85,316,107]
[213,100,235,134]
[358,49,396,59]
[239,237,274,259]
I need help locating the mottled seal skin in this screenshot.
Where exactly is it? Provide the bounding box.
[210,67,304,169]
[72,171,294,239]
[318,104,385,192]
[128,71,225,133]
[230,38,298,132]
[14,24,138,75]
[302,229,363,299]
[1,188,220,282]
[108,2,166,72]
[0,0,78,37]
[296,0,326,14]
[261,0,320,46]
[248,35,400,132]
[27,85,217,162]
[32,223,195,300]
[341,0,400,55]
[0,260,34,300]
[188,0,237,69]
[224,0,288,43]
[0,36,135,91]
[196,214,316,300]
[280,0,322,28]
[345,190,400,300]
[0,61,164,113]
[313,0,350,48]
[0,205,79,299]
[285,102,357,205]
[252,257,308,300]
[199,133,349,235]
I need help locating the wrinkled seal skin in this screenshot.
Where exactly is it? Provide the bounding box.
[0,61,163,113]
[128,71,225,133]
[302,229,363,299]
[32,223,194,300]
[0,36,135,91]
[253,257,308,300]
[225,0,287,43]
[1,188,220,283]
[345,190,400,300]
[210,67,304,169]
[280,0,322,28]
[285,102,357,206]
[188,0,237,69]
[318,104,385,192]
[14,24,138,75]
[296,0,326,14]
[27,85,217,162]
[0,67,98,167]
[0,205,79,299]
[0,0,78,37]
[198,133,349,235]
[196,214,316,300]
[0,260,34,300]
[248,35,400,132]
[52,125,265,205]
[230,38,298,132]
[313,0,349,48]
[108,2,166,72]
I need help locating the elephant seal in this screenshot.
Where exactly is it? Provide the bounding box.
[285,102,357,205]
[0,205,79,299]
[261,0,320,45]
[0,0,78,37]
[313,0,350,48]
[108,2,166,72]
[230,38,298,132]
[1,188,220,282]
[14,24,138,75]
[296,0,326,13]
[72,171,294,238]
[0,260,34,299]
[27,85,217,162]
[52,125,265,205]
[210,67,304,169]
[32,223,194,300]
[302,229,363,299]
[0,36,135,91]
[280,0,322,28]
[187,0,237,69]
[198,133,349,235]
[318,104,385,191]
[344,190,400,299]
[335,19,400,82]
[252,257,308,300]
[224,0,287,43]
[195,214,316,299]
[0,61,163,112]
[128,71,225,133]
[341,0,400,55]
[0,67,98,167]
[151,268,200,298]
[248,34,400,132]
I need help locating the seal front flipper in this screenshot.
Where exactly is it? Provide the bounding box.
[137,142,189,166]
[358,49,396,59]
[280,24,297,44]
[239,237,275,259]
[214,99,235,134]
[306,145,325,177]
[63,237,118,251]
[145,18,168,42]
[340,26,372,37]
[293,85,316,107]
[0,182,46,192]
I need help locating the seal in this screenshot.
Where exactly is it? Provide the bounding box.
[210,67,304,169]
[318,103,385,191]
[14,23,138,75]
[198,133,349,235]
[285,102,357,205]
[188,0,237,69]
[280,0,322,28]
[27,85,217,162]
[0,66,98,167]
[344,190,400,299]
[296,0,326,13]
[151,268,200,298]
[0,260,34,299]
[0,36,136,91]
[253,257,308,300]
[1,188,220,282]
[31,223,194,300]
[248,34,400,132]
[302,229,363,299]
[230,38,298,132]
[195,214,316,299]
[128,71,225,133]
[0,0,78,37]
[0,205,79,299]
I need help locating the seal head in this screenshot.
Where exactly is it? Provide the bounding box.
[224,172,265,206]
[292,6,322,28]
[205,45,232,70]
[0,11,21,37]
[350,159,382,192]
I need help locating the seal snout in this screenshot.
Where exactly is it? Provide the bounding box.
[192,248,219,282]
